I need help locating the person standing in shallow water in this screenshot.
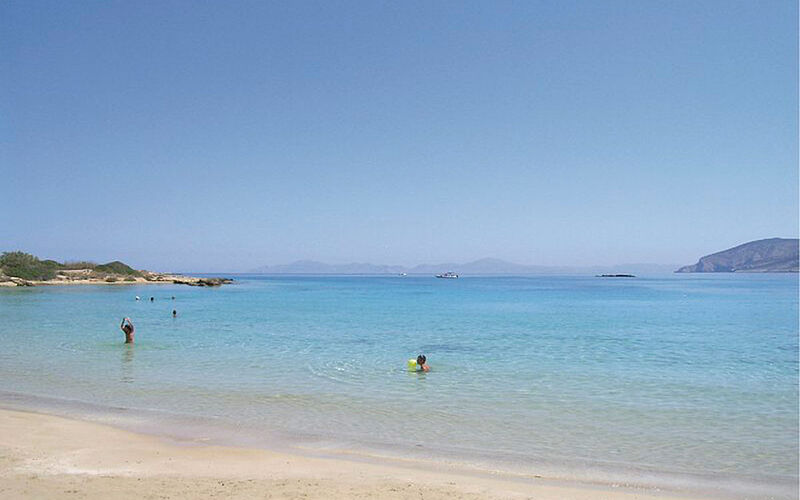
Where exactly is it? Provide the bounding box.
[120,317,135,344]
[417,354,430,372]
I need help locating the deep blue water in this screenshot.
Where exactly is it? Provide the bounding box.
[0,274,796,495]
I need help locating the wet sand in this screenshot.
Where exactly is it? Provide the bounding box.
[0,408,714,500]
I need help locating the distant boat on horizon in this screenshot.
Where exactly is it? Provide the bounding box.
[435,272,459,279]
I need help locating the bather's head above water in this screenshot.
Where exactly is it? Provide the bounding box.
[407,354,430,372]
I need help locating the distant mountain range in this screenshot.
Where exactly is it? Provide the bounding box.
[676,238,799,273]
[252,260,407,275]
[251,258,678,275]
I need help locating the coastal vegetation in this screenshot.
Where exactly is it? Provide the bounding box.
[93,261,140,276]
[0,251,232,287]
[0,251,141,280]
[0,251,61,280]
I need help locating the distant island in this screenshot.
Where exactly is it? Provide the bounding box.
[675,238,799,273]
[0,251,232,287]
[252,258,676,275]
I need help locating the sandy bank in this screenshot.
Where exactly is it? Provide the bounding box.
[0,408,714,500]
[0,271,231,287]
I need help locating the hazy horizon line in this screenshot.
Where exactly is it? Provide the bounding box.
[236,257,682,275]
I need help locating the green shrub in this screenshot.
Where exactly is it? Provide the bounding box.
[124,276,136,282]
[0,251,59,280]
[0,252,141,281]
[95,261,141,276]
[62,261,97,270]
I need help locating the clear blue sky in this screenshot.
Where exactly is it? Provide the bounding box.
[2,1,797,272]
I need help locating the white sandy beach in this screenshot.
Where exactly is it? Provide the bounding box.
[0,408,718,500]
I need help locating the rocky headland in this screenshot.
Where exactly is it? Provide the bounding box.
[0,252,232,287]
[676,238,799,273]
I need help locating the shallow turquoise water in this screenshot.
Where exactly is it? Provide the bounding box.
[0,274,797,495]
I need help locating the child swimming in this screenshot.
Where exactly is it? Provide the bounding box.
[407,354,430,372]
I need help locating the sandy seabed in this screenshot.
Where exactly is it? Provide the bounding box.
[0,408,716,499]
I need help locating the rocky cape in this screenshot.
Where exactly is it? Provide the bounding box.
[675,238,799,273]
[0,269,233,287]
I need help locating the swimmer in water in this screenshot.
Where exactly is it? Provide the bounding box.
[417,354,430,372]
[120,317,135,344]
[172,309,177,317]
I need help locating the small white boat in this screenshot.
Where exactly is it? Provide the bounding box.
[435,272,459,279]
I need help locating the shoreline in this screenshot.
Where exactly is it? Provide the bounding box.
[0,407,722,500]
[0,385,795,500]
[2,390,793,500]
[5,389,790,496]
[0,272,233,287]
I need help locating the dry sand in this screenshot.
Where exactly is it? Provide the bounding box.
[0,408,711,499]
[0,272,228,287]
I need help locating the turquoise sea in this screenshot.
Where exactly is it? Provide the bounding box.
[0,274,797,498]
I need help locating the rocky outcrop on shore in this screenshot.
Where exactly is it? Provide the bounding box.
[143,273,233,287]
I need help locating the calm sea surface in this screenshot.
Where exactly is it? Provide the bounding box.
[0,275,797,496]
